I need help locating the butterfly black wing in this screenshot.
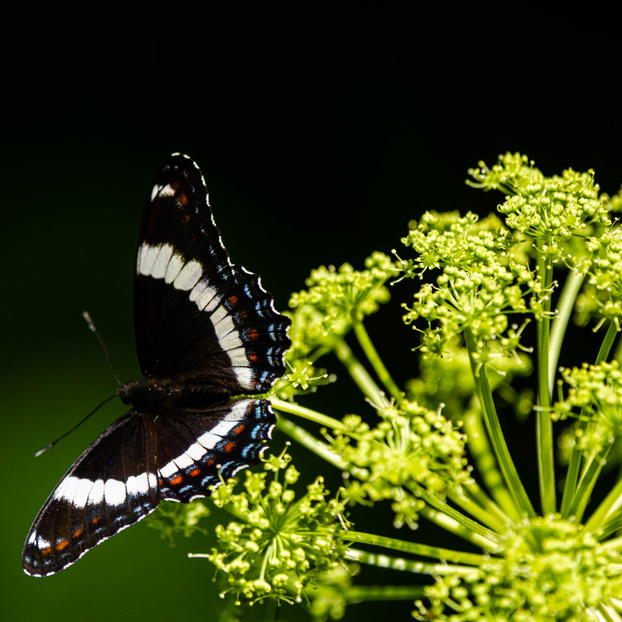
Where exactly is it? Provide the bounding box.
[23,398,275,576]
[23,154,290,576]
[23,411,159,576]
[134,153,291,394]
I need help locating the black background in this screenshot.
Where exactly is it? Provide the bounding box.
[1,6,619,620]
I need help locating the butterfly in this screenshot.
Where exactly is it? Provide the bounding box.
[22,154,291,576]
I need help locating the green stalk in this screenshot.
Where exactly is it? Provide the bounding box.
[569,445,610,523]
[561,320,618,518]
[341,530,488,566]
[536,249,556,515]
[352,318,402,401]
[415,487,502,545]
[333,338,389,407]
[344,548,484,577]
[420,506,501,552]
[549,269,585,391]
[462,408,520,521]
[464,329,536,518]
[598,602,622,622]
[461,479,513,531]
[595,512,622,541]
[447,486,507,534]
[584,453,622,533]
[275,415,348,469]
[272,398,347,431]
[306,585,426,602]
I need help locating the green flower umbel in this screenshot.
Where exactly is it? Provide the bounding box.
[415,515,622,622]
[190,449,348,606]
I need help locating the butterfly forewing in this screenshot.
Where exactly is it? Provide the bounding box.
[134,154,290,393]
[23,154,290,576]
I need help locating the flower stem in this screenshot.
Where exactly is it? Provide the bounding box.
[464,329,536,518]
[549,269,585,391]
[272,398,347,431]
[462,408,520,521]
[561,320,618,518]
[333,338,389,407]
[340,530,488,566]
[352,318,402,401]
[536,249,556,515]
[446,485,507,534]
[584,450,622,533]
[308,585,426,602]
[415,487,502,545]
[419,506,501,552]
[344,548,484,577]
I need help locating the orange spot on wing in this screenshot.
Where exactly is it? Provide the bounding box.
[56,540,69,551]
[41,547,52,556]
[207,458,215,466]
[91,516,101,525]
[228,295,238,306]
[179,193,189,206]
[189,468,200,477]
[234,424,246,435]
[247,328,259,341]
[158,479,163,486]
[223,442,235,453]
[170,475,183,486]
[249,351,259,363]
[73,528,83,539]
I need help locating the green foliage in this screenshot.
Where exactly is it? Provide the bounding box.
[148,153,622,622]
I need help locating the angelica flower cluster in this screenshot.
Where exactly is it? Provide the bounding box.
[196,450,348,606]
[331,400,469,529]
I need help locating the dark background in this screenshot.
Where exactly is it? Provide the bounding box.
[1,6,619,621]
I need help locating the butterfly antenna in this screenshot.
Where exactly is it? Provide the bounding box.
[34,394,117,457]
[82,311,124,386]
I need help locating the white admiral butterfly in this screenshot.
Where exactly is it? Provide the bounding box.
[23,154,291,576]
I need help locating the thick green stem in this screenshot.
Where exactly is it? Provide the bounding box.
[461,479,512,531]
[333,338,389,407]
[352,318,402,401]
[570,445,610,524]
[447,485,508,534]
[416,487,502,545]
[462,409,520,521]
[549,269,585,391]
[420,506,501,552]
[464,329,536,518]
[345,548,484,577]
[306,585,426,602]
[584,452,622,533]
[272,398,347,431]
[341,530,488,566]
[275,415,349,470]
[561,320,618,518]
[536,249,556,515]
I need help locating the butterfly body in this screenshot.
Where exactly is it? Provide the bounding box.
[23,154,290,577]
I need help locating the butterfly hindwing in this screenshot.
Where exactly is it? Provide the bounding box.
[134,154,291,393]
[155,398,276,502]
[23,411,159,577]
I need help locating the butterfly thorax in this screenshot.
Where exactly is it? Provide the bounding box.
[118,376,229,410]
